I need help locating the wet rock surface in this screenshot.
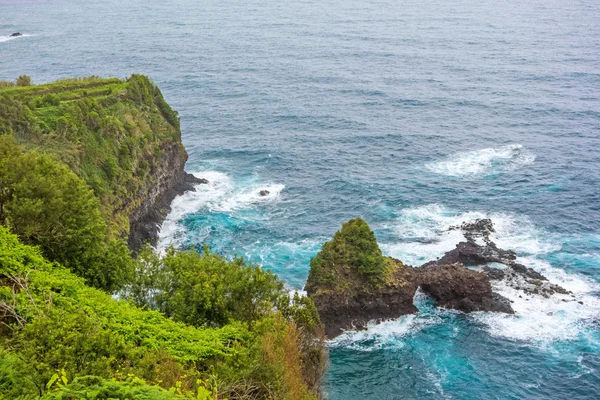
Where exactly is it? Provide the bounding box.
[482,265,571,298]
[308,264,419,338]
[419,263,514,314]
[435,218,571,298]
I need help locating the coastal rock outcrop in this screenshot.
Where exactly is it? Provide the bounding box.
[305,218,515,338]
[304,219,419,337]
[419,263,513,313]
[10,32,22,37]
[430,219,571,298]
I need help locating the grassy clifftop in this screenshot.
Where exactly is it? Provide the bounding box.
[0,75,183,237]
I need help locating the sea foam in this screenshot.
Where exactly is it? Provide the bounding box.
[425,144,536,177]
[157,171,284,251]
[327,290,446,351]
[375,204,600,347]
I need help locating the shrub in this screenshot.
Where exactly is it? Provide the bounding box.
[40,376,187,400]
[0,227,324,399]
[131,245,291,327]
[0,75,183,241]
[0,136,133,292]
[16,75,31,87]
[308,218,388,287]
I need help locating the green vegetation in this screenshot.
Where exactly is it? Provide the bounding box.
[16,75,32,87]
[130,245,285,327]
[0,135,132,292]
[0,227,326,399]
[0,76,327,399]
[39,376,187,400]
[0,75,183,236]
[307,218,390,290]
[0,75,32,88]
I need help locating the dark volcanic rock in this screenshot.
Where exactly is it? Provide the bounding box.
[305,219,420,338]
[309,275,419,338]
[181,172,208,191]
[127,144,208,253]
[437,218,571,299]
[483,264,571,298]
[306,219,515,339]
[10,32,22,37]
[510,263,547,281]
[259,190,270,197]
[418,263,513,313]
[456,218,495,244]
[306,217,577,338]
[425,240,517,267]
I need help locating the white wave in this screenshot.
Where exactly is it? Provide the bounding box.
[382,204,600,345]
[218,183,285,212]
[329,315,425,351]
[380,204,557,266]
[157,171,284,250]
[472,257,600,346]
[0,33,32,43]
[425,144,535,177]
[157,171,232,250]
[247,238,322,266]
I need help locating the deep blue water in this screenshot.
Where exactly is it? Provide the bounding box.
[2,0,600,398]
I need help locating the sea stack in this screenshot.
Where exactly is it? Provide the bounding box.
[305,218,515,338]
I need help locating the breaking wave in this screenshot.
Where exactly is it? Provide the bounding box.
[157,171,284,251]
[376,204,600,346]
[425,144,536,177]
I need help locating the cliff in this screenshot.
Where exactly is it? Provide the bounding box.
[0,76,327,399]
[0,75,199,251]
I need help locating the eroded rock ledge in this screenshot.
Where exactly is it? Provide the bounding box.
[305,218,570,338]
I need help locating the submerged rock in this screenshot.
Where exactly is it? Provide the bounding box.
[483,264,570,298]
[451,218,495,244]
[259,189,270,196]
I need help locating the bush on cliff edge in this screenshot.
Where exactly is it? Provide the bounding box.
[0,226,325,399]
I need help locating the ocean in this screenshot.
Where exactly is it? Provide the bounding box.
[1,0,599,397]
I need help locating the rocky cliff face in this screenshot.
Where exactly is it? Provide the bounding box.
[127,142,204,252]
[305,218,575,339]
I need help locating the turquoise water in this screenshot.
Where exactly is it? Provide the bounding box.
[2,0,600,397]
